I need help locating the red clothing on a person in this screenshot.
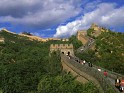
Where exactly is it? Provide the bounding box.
[121,80,124,86]
[103,71,108,77]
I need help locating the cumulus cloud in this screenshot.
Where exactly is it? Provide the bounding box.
[54,3,124,38]
[0,0,82,29]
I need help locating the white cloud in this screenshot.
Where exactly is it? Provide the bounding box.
[0,28,3,31]
[83,0,101,13]
[0,0,82,29]
[54,3,124,38]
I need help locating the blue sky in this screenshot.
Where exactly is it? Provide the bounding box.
[0,0,124,38]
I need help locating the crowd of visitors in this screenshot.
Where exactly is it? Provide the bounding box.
[115,77,124,92]
[65,53,124,92]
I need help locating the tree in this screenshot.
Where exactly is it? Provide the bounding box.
[69,35,82,49]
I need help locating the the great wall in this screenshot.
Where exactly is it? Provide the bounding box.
[0,23,106,45]
[1,23,124,92]
[0,28,69,43]
[49,23,124,93]
[76,23,108,45]
[49,42,123,93]
[60,54,122,93]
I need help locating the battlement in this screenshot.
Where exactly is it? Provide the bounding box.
[50,44,73,49]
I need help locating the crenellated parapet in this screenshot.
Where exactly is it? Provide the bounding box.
[50,44,73,49]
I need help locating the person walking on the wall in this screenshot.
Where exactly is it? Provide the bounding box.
[88,62,92,67]
[83,60,86,65]
[98,68,101,72]
[115,76,121,90]
[90,62,92,67]
[88,62,91,67]
[120,77,124,92]
[103,70,108,78]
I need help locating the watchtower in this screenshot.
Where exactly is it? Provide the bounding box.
[90,23,107,37]
[76,30,89,45]
[50,44,74,56]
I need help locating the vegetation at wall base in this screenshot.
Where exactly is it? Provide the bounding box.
[69,35,82,49]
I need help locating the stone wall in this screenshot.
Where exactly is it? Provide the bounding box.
[76,30,89,45]
[61,54,120,93]
[61,54,103,92]
[61,59,89,84]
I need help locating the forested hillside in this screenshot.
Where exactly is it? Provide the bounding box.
[76,30,124,75]
[95,31,124,74]
[0,30,98,93]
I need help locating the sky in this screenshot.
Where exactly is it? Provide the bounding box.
[0,0,124,38]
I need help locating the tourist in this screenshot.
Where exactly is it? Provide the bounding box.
[83,60,86,65]
[88,62,92,67]
[115,76,121,89]
[88,62,91,67]
[98,68,101,72]
[80,60,84,65]
[90,62,92,67]
[103,70,108,78]
[120,77,124,92]
[80,48,84,51]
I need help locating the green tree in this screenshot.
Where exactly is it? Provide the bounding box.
[69,35,82,49]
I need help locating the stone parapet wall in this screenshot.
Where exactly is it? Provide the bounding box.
[61,54,103,92]
[61,59,89,84]
[61,54,120,93]
[50,44,73,49]
[93,65,124,80]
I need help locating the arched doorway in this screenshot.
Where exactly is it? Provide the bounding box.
[62,52,64,54]
[68,51,70,56]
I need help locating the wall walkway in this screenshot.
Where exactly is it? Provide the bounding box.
[61,54,121,93]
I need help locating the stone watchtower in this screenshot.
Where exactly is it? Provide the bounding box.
[90,23,107,37]
[50,44,74,56]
